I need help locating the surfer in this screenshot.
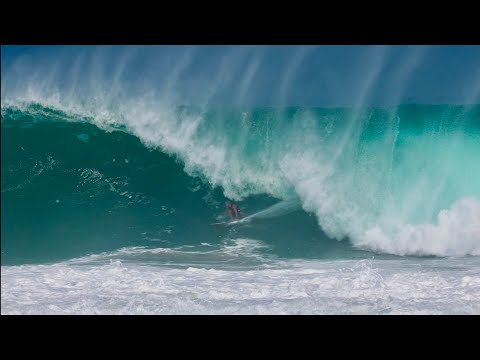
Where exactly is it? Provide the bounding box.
[225,201,234,220]
[225,201,245,221]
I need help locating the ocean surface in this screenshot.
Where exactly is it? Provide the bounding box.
[1,102,479,314]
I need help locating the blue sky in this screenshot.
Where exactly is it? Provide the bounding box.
[2,45,480,106]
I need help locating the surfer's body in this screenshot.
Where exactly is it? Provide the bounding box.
[225,201,245,221]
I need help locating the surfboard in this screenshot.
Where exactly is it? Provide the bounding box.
[210,218,245,226]
[210,221,236,226]
[210,200,298,227]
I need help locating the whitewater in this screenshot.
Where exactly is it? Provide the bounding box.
[2,243,479,315]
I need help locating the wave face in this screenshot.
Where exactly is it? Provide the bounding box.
[2,102,480,263]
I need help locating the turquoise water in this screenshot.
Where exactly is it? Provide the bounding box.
[2,103,479,265]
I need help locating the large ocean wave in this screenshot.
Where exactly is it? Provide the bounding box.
[2,100,479,260]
